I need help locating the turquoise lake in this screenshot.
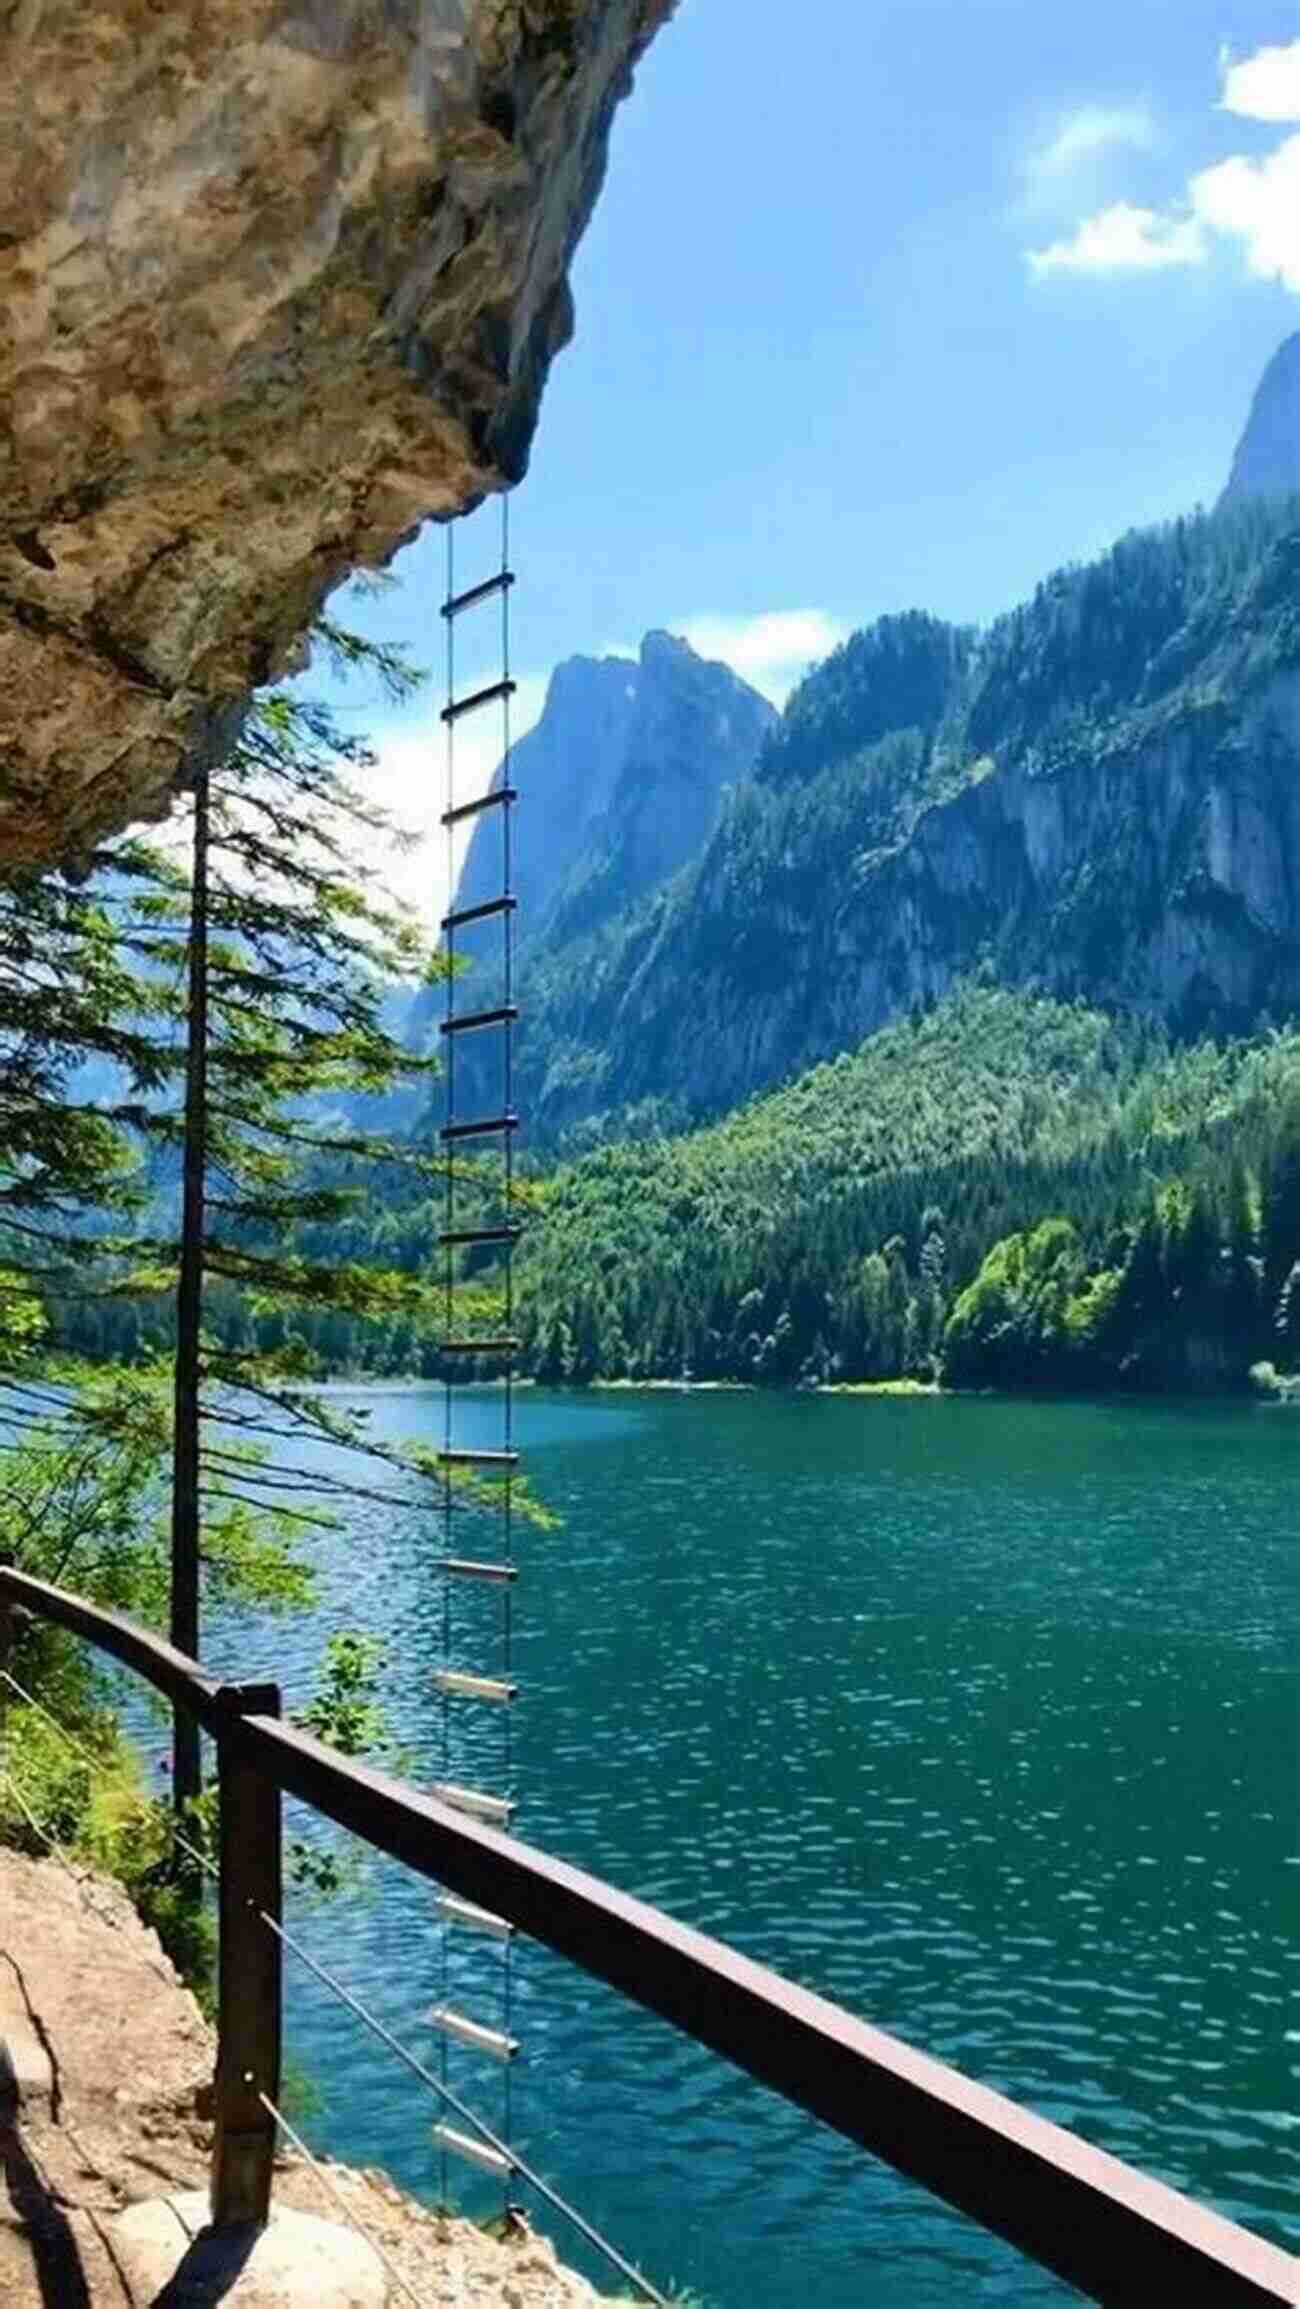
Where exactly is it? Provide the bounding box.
[198,1388,1300,2306]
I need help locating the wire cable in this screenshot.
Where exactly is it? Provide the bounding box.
[0,1666,218,1886]
[255,1902,666,2305]
[256,2086,426,2309]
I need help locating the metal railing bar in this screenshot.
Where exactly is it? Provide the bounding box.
[255,1904,667,2306]
[255,2088,424,2309]
[0,1567,225,1734]
[244,1712,1300,2309]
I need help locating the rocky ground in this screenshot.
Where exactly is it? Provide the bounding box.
[0,1848,610,2306]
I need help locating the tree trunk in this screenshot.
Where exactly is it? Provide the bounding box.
[171,762,209,1815]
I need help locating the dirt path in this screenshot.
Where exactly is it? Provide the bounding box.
[0,1849,611,2306]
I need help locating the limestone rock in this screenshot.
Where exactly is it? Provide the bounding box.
[0,0,674,868]
[109,2193,387,2308]
[457,628,777,944]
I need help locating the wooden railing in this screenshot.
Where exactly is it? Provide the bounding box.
[1,1562,1296,2308]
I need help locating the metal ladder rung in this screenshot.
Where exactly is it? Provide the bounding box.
[441,1005,519,1037]
[433,2123,513,2177]
[442,785,517,830]
[434,1667,517,1704]
[437,1447,519,1469]
[440,1339,518,1359]
[441,1103,517,1140]
[438,1225,522,1250]
[435,1556,518,1584]
[424,2004,518,2061]
[441,1112,518,1144]
[441,896,517,933]
[441,570,515,620]
[433,1780,516,1825]
[441,678,517,726]
[437,1892,513,1940]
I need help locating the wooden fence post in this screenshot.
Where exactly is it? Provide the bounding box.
[211,1680,282,2230]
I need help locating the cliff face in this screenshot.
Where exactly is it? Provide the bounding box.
[407,628,774,1065]
[456,628,775,940]
[1222,333,1300,505]
[0,0,672,868]
[506,504,1300,1140]
[636,671,1300,1114]
[456,649,644,935]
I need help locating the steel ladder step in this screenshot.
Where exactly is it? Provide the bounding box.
[433,1667,517,1704]
[438,1224,522,1250]
[441,677,517,726]
[440,1113,518,1144]
[441,570,515,620]
[437,1447,519,1469]
[424,2004,518,2061]
[442,784,517,829]
[433,1780,516,1825]
[435,1556,518,1584]
[433,2122,513,2176]
[441,895,517,933]
[436,1891,513,1940]
[440,1005,518,1037]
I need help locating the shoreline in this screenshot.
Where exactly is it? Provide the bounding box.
[311,1371,1289,1411]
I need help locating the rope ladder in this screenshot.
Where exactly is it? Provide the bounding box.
[433,497,522,2218]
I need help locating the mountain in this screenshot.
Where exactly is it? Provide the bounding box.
[515,982,1300,1390]
[406,631,775,1067]
[501,495,1300,1144]
[1222,333,1300,506]
[455,630,775,945]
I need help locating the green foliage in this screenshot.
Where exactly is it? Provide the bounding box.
[758,610,974,787]
[459,492,1300,1150]
[510,984,1300,1395]
[0,613,525,1945]
[297,1631,388,1758]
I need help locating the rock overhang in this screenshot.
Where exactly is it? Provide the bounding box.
[0,0,674,869]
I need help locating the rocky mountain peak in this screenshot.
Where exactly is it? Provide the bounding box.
[455,631,775,946]
[1222,333,1300,506]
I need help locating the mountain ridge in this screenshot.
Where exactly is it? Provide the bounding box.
[490,495,1300,1145]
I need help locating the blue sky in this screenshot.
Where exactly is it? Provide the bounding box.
[316,2,1300,910]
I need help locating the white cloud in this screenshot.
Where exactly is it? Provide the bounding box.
[1024,36,1300,296]
[1191,133,1300,291]
[677,609,848,705]
[1220,38,1300,123]
[1028,201,1207,277]
[355,673,547,919]
[1031,104,1156,183]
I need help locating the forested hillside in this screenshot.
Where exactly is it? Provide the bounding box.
[514,983,1300,1393]
[483,495,1300,1145]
